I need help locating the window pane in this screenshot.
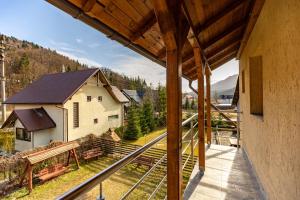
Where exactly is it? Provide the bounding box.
[73,102,79,127]
[87,96,91,102]
[108,115,119,121]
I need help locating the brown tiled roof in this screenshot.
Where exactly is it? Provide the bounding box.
[5,68,128,104]
[5,68,99,104]
[2,107,56,132]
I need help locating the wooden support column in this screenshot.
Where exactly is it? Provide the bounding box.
[205,65,212,144]
[153,0,189,199]
[194,47,205,171]
[28,164,33,193]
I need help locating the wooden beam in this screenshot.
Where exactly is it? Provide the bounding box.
[237,0,265,58]
[182,1,209,65]
[152,0,177,51]
[82,0,97,13]
[208,46,239,64]
[130,11,157,41]
[205,65,212,144]
[203,19,246,49]
[153,0,189,199]
[157,47,166,59]
[206,38,240,59]
[210,53,236,70]
[209,51,237,66]
[194,46,205,171]
[195,0,247,35]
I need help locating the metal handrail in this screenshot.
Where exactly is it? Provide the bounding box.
[120,154,167,199]
[58,133,167,200]
[58,114,199,200]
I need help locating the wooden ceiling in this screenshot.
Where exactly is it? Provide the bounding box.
[47,0,264,80]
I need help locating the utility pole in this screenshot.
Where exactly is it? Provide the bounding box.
[0,35,6,122]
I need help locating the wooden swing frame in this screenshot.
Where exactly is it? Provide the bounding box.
[19,141,80,193]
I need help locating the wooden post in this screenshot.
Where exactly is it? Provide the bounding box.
[28,164,33,193]
[153,0,189,199]
[71,149,80,169]
[194,47,205,171]
[205,65,212,144]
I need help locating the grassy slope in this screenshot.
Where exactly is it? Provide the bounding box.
[4,157,150,200]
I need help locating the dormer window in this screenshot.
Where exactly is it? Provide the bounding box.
[98,96,102,102]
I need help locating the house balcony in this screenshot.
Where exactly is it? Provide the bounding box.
[55,113,264,200]
[184,145,264,200]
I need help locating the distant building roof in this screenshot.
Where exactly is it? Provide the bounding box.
[2,107,56,132]
[5,68,128,104]
[121,89,143,104]
[106,86,129,103]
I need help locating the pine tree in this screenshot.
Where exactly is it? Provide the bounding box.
[157,84,167,126]
[124,105,142,140]
[191,98,195,110]
[143,99,155,132]
[185,97,190,110]
[140,106,149,135]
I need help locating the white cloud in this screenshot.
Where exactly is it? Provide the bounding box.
[110,55,166,87]
[88,43,101,48]
[76,38,82,43]
[49,39,86,54]
[57,51,102,68]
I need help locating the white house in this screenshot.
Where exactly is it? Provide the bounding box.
[1,68,129,151]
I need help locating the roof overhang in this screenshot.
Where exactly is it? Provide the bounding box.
[46,0,265,80]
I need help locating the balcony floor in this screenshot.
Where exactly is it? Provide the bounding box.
[184,145,265,200]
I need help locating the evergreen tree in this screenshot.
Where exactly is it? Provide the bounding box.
[143,99,155,132]
[124,105,142,140]
[191,98,195,110]
[184,97,190,110]
[140,106,149,135]
[157,84,167,126]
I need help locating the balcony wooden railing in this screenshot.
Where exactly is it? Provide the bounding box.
[58,114,199,200]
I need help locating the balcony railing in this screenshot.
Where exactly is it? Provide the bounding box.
[58,114,199,200]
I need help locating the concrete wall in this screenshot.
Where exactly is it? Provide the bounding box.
[239,0,300,199]
[64,76,123,141]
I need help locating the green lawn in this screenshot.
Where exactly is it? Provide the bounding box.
[4,157,151,200]
[4,128,198,200]
[124,128,167,149]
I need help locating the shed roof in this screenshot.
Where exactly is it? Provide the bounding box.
[46,0,264,80]
[23,141,80,164]
[5,68,128,104]
[1,107,56,132]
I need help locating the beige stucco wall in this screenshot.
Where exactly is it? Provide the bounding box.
[64,76,123,141]
[239,0,300,199]
[14,104,65,143]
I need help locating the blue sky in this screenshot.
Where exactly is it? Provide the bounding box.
[0,0,238,91]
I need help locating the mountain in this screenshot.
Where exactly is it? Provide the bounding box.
[0,34,150,99]
[211,74,238,97]
[184,74,238,98]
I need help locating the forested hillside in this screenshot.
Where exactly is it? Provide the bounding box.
[1,34,150,98]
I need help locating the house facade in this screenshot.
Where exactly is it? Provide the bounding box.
[2,68,129,151]
[238,1,300,199]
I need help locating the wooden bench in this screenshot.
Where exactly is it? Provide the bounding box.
[82,147,103,161]
[36,164,67,183]
[132,155,155,168]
